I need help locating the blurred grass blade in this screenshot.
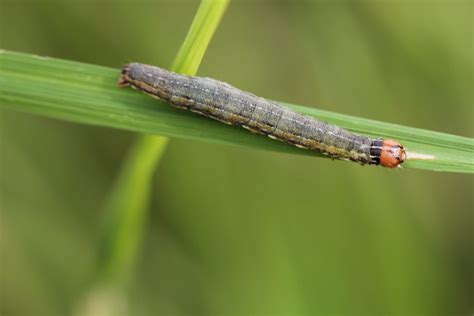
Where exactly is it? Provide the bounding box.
[98,136,168,283]
[0,49,472,174]
[171,0,230,74]
[95,0,230,287]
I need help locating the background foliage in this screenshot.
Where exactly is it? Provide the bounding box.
[1,0,473,315]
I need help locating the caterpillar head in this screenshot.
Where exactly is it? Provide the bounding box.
[380,140,406,168]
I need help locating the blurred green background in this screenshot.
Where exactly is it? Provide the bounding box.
[1,0,473,315]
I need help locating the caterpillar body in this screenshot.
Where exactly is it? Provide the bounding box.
[118,63,406,168]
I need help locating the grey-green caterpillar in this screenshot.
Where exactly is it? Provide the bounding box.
[118,63,406,168]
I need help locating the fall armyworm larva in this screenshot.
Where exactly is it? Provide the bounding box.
[118,63,406,168]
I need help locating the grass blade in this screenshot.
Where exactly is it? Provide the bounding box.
[68,0,230,314]
[97,0,230,289]
[95,0,229,286]
[0,49,472,174]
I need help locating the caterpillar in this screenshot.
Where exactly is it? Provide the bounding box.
[118,63,406,168]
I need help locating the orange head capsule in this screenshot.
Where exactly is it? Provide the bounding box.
[380,139,406,168]
[370,139,406,168]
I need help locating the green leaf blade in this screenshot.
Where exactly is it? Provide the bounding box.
[1,50,472,174]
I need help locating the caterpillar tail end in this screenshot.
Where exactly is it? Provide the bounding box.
[117,64,132,87]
